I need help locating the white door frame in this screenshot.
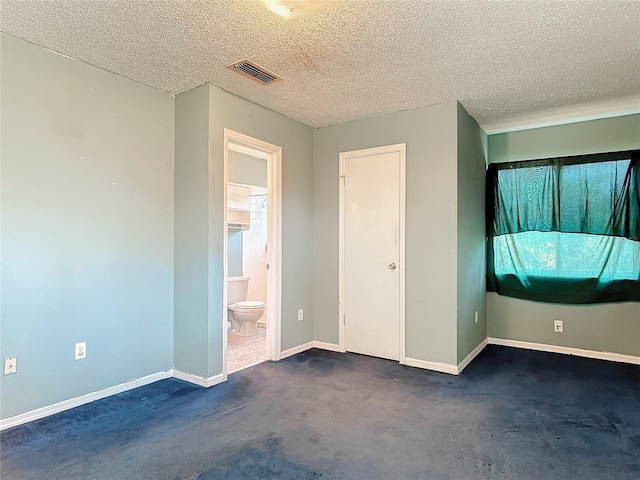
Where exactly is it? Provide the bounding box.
[338,143,406,364]
[223,129,283,380]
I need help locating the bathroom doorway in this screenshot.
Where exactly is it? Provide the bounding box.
[223,130,282,377]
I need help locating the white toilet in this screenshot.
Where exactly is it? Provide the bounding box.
[227,276,265,337]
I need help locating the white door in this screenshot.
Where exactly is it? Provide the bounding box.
[340,145,405,361]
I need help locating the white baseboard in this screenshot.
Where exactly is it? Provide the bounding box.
[10,337,632,431]
[312,341,344,352]
[457,338,488,374]
[279,340,348,358]
[488,337,640,366]
[0,370,172,431]
[404,357,459,375]
[309,341,484,375]
[279,341,314,359]
[278,340,343,360]
[171,369,225,388]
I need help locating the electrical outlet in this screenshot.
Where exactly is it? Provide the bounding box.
[75,342,87,360]
[554,320,563,333]
[298,309,304,321]
[474,311,479,324]
[4,357,17,375]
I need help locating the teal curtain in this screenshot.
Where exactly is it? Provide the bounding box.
[486,150,640,304]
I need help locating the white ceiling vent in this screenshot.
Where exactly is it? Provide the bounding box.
[227,60,282,85]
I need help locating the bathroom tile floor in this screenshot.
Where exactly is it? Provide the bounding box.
[227,326,267,374]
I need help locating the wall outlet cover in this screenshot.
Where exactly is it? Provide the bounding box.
[4,357,17,375]
[554,320,563,333]
[75,342,87,360]
[298,309,304,321]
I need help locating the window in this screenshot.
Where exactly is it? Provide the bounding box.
[486,151,639,304]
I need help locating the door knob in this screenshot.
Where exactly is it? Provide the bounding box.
[388,262,397,270]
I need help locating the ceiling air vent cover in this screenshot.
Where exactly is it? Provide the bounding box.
[227,60,282,85]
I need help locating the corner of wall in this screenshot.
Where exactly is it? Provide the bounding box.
[173,85,212,377]
[485,114,640,357]
[2,35,175,419]
[456,103,488,364]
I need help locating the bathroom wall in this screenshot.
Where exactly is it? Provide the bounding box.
[227,230,243,278]
[1,34,175,419]
[227,150,267,283]
[487,114,640,357]
[243,187,268,320]
[229,151,267,188]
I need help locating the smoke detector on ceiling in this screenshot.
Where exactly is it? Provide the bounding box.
[258,0,331,19]
[227,60,282,85]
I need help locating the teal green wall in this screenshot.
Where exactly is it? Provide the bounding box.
[456,104,488,363]
[1,34,175,419]
[487,114,640,356]
[313,101,460,365]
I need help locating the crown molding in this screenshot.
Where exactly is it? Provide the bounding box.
[481,95,640,135]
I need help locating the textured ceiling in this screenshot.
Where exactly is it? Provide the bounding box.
[1,0,639,130]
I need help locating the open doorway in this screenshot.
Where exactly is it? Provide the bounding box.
[223,130,282,377]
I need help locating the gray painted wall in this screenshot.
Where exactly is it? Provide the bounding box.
[313,101,460,365]
[0,34,175,419]
[489,114,640,163]
[488,295,640,356]
[175,84,314,375]
[487,114,640,356]
[229,151,267,188]
[208,85,314,354]
[456,104,488,363]
[174,85,212,377]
